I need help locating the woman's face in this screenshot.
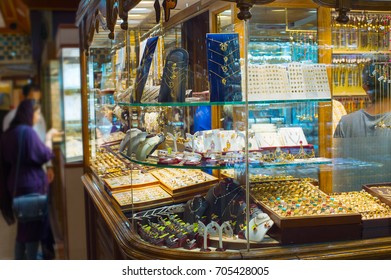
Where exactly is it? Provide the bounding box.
[33,108,40,125]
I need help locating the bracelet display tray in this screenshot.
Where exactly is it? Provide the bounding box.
[250,183,361,245]
[362,183,391,238]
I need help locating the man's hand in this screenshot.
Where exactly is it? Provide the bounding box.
[47,167,55,184]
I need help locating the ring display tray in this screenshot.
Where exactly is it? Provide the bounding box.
[112,184,172,211]
[104,171,159,191]
[250,181,361,244]
[363,183,391,207]
[150,169,218,197]
[362,183,391,238]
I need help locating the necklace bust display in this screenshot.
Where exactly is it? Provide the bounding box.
[183,195,208,224]
[205,178,244,219]
[245,213,274,243]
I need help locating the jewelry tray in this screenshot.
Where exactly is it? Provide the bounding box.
[362,183,391,238]
[249,181,362,245]
[104,172,159,191]
[112,184,172,211]
[150,169,218,197]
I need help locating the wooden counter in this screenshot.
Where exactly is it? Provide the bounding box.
[82,173,391,260]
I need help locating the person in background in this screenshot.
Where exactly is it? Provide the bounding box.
[2,84,57,259]
[332,99,347,135]
[2,84,54,182]
[0,100,54,259]
[334,64,391,138]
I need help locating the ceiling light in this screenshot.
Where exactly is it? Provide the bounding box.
[271,9,285,12]
[131,8,151,13]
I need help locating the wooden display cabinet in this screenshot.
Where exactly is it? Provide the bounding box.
[77,0,391,260]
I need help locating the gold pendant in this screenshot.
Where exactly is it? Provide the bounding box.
[223,56,228,63]
[252,224,257,231]
[220,42,228,52]
[169,82,174,88]
[221,66,228,73]
[222,78,226,85]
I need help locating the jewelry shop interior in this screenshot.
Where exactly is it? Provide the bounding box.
[75,0,391,259]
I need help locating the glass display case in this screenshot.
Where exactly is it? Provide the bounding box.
[42,60,62,132]
[59,48,83,162]
[78,0,391,259]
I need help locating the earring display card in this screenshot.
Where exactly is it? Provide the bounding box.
[185,133,204,152]
[278,127,308,146]
[134,36,159,103]
[288,62,307,99]
[248,62,331,101]
[203,129,221,152]
[112,184,172,210]
[218,130,245,152]
[263,64,291,100]
[206,33,242,102]
[303,64,331,99]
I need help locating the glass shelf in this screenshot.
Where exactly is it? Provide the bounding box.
[333,50,391,54]
[118,98,331,108]
[120,152,332,170]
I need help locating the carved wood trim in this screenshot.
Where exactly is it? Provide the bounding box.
[83,172,391,260]
[119,0,142,30]
[313,0,391,10]
[106,0,118,40]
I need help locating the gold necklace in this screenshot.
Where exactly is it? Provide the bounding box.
[209,69,241,85]
[207,37,237,52]
[375,120,391,129]
[162,75,187,98]
[208,48,239,64]
[208,58,238,73]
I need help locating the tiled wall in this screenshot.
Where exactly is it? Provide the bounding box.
[0,34,32,62]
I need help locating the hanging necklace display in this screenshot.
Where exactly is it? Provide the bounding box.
[207,37,238,52]
[158,48,189,102]
[209,69,241,86]
[206,33,242,102]
[208,58,238,73]
[208,48,240,65]
[134,36,159,103]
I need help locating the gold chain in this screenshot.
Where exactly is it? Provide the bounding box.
[208,58,238,73]
[209,68,241,86]
[207,37,237,52]
[208,48,239,64]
